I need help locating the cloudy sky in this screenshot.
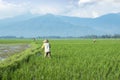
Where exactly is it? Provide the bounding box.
[0,0,120,19]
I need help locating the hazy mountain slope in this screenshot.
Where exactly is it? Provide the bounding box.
[0,13,120,37]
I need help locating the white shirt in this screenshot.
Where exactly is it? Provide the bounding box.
[43,43,50,52]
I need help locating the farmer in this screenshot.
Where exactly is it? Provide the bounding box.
[41,39,51,58]
[93,39,96,43]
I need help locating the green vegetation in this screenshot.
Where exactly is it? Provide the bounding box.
[0,39,120,80]
[0,39,39,79]
[0,39,33,44]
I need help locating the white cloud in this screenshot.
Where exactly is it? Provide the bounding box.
[0,0,120,19]
[30,5,64,15]
[78,0,120,4]
[79,0,91,4]
[0,0,65,19]
[0,0,29,19]
[92,11,99,18]
[70,0,120,18]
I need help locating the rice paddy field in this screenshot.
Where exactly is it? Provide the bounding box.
[0,39,120,80]
[0,39,32,60]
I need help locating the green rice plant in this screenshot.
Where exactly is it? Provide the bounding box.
[1,39,120,80]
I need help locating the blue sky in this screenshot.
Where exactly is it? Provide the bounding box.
[0,0,120,19]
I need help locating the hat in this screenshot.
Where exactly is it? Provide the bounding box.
[43,39,49,43]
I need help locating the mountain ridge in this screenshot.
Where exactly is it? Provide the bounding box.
[0,13,120,37]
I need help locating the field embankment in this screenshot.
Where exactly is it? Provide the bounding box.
[0,39,41,80]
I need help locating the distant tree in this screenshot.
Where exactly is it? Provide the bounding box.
[113,34,120,38]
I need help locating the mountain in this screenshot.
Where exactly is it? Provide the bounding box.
[0,13,120,37]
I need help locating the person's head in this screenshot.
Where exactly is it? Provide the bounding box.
[43,39,49,43]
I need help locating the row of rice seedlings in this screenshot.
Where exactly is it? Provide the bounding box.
[1,40,120,80]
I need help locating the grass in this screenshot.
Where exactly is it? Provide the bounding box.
[1,39,120,80]
[0,39,33,44]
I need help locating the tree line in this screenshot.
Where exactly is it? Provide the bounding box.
[80,34,120,38]
[0,34,120,39]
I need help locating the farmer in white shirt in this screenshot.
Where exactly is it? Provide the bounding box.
[41,39,51,58]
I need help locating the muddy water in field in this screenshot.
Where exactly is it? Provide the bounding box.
[0,44,30,61]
